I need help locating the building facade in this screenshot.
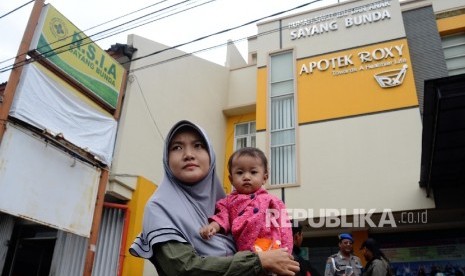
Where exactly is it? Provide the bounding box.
[1,0,464,275]
[115,0,465,275]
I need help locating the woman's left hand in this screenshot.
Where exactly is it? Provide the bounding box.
[257,248,300,275]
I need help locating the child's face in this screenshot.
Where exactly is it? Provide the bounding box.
[168,129,210,184]
[228,155,268,194]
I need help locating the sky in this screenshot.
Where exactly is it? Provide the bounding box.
[0,0,343,83]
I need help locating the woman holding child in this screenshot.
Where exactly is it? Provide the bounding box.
[130,120,299,275]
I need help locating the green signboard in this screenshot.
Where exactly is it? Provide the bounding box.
[30,4,125,109]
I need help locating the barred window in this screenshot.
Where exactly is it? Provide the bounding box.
[442,32,465,76]
[269,51,296,185]
[234,122,256,150]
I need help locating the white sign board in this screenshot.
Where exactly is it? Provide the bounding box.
[0,124,100,237]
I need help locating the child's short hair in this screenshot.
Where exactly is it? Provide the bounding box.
[227,147,268,174]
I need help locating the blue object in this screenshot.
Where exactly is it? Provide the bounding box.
[338,233,353,242]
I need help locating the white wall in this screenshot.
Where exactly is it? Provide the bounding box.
[431,0,465,12]
[257,0,406,66]
[111,35,231,188]
[226,66,257,108]
[285,108,435,213]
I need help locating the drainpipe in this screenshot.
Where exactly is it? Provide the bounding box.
[426,93,441,197]
[84,169,109,276]
[84,47,128,276]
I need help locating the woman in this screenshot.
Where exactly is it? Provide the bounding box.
[129,120,299,275]
[360,238,391,276]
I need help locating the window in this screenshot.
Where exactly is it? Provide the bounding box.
[234,122,256,150]
[442,32,465,76]
[269,51,296,185]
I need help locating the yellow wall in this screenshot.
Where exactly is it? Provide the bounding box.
[256,68,268,131]
[256,39,419,129]
[297,38,418,123]
[223,113,257,194]
[122,177,157,276]
[437,13,465,36]
[37,5,125,109]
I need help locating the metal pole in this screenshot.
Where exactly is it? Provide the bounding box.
[83,168,110,276]
[83,49,128,276]
[0,0,45,143]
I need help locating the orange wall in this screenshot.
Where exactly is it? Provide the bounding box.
[223,113,257,194]
[256,68,268,131]
[297,38,418,123]
[256,39,419,129]
[437,13,465,36]
[352,230,369,266]
[122,177,157,276]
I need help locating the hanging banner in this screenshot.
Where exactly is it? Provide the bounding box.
[10,63,117,165]
[29,4,125,110]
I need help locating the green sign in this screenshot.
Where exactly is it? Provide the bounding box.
[30,4,125,109]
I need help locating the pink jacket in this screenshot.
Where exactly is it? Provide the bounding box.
[210,188,293,253]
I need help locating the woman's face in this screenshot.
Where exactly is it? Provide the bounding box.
[361,247,373,261]
[168,129,210,184]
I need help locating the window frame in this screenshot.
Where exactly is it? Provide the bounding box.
[233,121,256,151]
[441,32,465,76]
[267,50,299,188]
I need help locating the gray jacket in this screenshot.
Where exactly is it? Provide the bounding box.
[325,252,363,276]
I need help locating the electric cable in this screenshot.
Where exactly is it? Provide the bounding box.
[1,0,322,76]
[0,0,34,20]
[88,0,215,47]
[127,0,322,71]
[0,0,198,67]
[132,74,165,141]
[128,22,279,72]
[0,0,170,66]
[129,0,319,63]
[0,0,214,73]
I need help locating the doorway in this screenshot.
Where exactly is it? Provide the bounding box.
[2,222,57,276]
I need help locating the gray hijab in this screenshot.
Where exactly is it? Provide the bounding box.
[129,120,236,259]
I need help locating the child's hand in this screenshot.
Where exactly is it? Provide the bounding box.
[199,225,217,239]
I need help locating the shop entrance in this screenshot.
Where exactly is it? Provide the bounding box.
[1,222,56,276]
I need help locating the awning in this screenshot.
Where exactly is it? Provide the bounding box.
[420,73,465,208]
